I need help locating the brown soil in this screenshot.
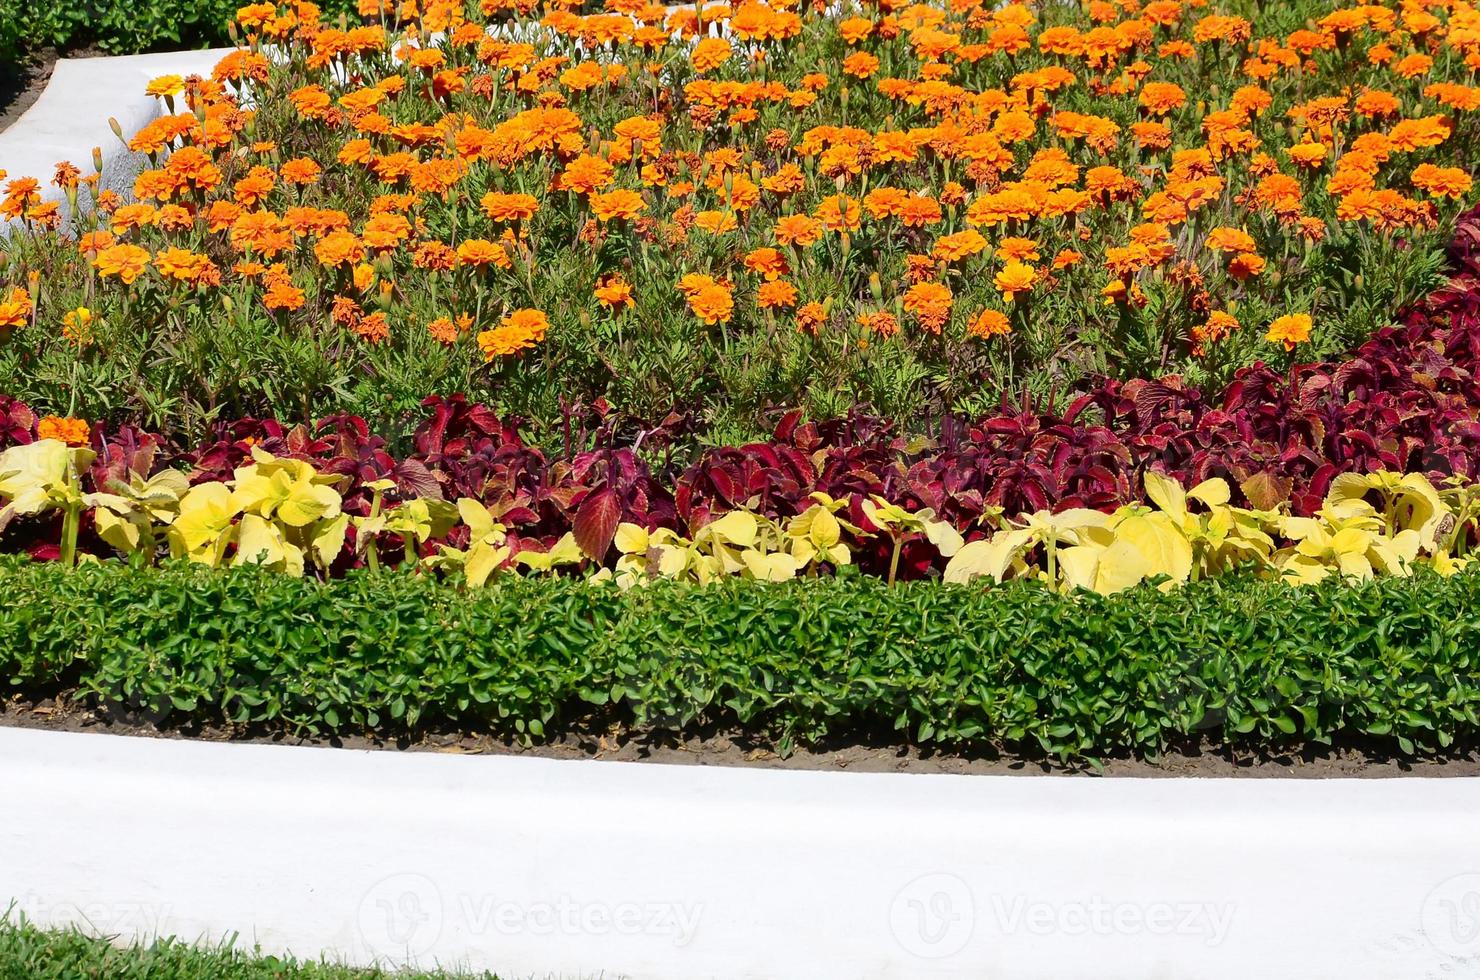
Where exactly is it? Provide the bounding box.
[6,693,1479,777]
[0,48,108,135]
[0,50,57,134]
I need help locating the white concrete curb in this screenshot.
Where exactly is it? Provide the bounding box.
[2,726,1479,978]
[0,50,230,224]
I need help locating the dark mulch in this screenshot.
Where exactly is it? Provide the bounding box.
[5,693,1479,778]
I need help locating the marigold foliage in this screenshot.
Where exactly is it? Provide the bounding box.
[1,0,1476,438]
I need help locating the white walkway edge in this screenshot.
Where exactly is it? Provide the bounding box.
[1,726,1479,979]
[0,49,230,225]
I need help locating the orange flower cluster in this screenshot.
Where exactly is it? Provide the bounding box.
[2,0,1479,427]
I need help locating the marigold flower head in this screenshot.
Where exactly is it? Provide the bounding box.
[478,308,549,360]
[994,261,1037,300]
[688,284,734,324]
[595,275,634,308]
[968,309,1012,339]
[1266,312,1312,350]
[94,244,152,284]
[37,416,91,446]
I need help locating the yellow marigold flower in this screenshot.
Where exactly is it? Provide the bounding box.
[145,74,186,98]
[1266,313,1313,350]
[994,261,1037,301]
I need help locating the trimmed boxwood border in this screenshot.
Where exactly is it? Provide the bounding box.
[3,557,1479,759]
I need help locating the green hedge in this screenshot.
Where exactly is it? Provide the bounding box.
[0,0,360,65]
[3,558,1480,759]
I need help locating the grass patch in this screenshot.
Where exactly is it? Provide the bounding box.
[0,915,497,980]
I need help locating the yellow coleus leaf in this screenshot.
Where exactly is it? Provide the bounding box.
[614,522,649,554]
[1143,469,1186,522]
[1187,478,1231,507]
[742,549,801,581]
[942,528,1033,584]
[1097,512,1193,593]
[706,510,759,547]
[169,482,241,563]
[464,540,511,587]
[92,506,141,553]
[233,513,305,577]
[0,440,76,522]
[310,513,349,569]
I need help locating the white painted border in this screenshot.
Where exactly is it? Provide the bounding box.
[1,726,1478,979]
[0,50,230,225]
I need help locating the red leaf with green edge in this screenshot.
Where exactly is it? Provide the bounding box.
[573,486,621,561]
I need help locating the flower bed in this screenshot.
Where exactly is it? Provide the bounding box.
[2,0,1477,440]
[1,0,1479,762]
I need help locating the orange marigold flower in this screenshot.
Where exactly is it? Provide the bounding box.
[480,191,540,222]
[559,153,615,195]
[757,279,799,309]
[795,301,828,334]
[775,214,824,247]
[94,244,152,284]
[1227,253,1266,280]
[590,188,646,222]
[478,308,549,359]
[691,37,733,72]
[854,310,899,338]
[1287,142,1329,168]
[932,230,987,262]
[996,237,1041,263]
[1205,227,1257,253]
[280,157,323,184]
[36,416,90,446]
[595,275,634,308]
[315,231,366,268]
[743,247,789,280]
[968,309,1012,339]
[0,287,33,328]
[842,51,879,78]
[355,311,391,343]
[1138,81,1187,116]
[902,280,953,333]
[457,238,511,268]
[1411,164,1473,199]
[688,284,734,324]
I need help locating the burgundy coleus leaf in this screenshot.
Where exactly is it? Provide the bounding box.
[393,458,444,500]
[572,485,622,561]
[0,395,36,447]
